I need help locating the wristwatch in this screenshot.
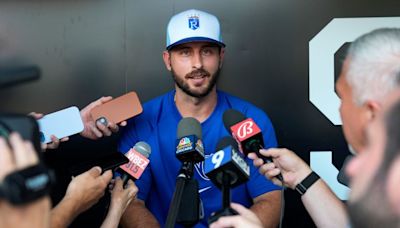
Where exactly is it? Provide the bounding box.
[295,171,320,195]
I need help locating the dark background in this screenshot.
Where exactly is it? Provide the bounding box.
[1,0,399,227]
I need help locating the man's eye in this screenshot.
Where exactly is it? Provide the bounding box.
[202,49,213,55]
[179,49,190,56]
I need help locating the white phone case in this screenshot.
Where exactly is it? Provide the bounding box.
[38,106,84,143]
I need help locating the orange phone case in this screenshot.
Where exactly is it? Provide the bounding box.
[90,91,143,124]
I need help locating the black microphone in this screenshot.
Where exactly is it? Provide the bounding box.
[205,136,250,225]
[205,136,250,189]
[118,141,151,185]
[0,66,40,88]
[175,117,205,163]
[223,109,283,182]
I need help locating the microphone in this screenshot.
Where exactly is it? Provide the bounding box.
[205,136,250,189]
[223,109,283,182]
[0,66,40,88]
[205,136,249,225]
[175,117,205,163]
[118,141,151,185]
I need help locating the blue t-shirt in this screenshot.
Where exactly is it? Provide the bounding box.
[118,90,281,227]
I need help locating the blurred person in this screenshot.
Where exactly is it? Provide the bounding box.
[211,90,400,228]
[0,133,51,228]
[213,28,400,227]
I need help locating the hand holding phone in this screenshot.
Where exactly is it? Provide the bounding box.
[90,91,143,124]
[38,106,84,144]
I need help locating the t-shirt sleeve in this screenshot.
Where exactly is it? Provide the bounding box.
[117,116,154,201]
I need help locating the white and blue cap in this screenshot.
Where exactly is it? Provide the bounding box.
[166,9,225,50]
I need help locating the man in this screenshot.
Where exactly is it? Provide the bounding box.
[211,28,400,227]
[118,9,281,227]
[346,90,400,227]
[211,91,400,228]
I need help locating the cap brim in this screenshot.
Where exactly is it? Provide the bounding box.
[167,37,225,50]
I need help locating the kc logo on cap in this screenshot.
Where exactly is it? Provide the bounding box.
[166,9,226,50]
[188,15,200,30]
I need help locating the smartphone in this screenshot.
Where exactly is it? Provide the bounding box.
[90,91,143,124]
[38,106,84,144]
[0,113,42,154]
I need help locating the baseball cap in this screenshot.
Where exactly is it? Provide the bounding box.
[166,9,225,50]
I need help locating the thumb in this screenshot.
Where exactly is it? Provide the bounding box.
[87,166,102,177]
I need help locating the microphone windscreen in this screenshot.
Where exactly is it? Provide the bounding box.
[216,136,239,152]
[177,117,202,139]
[134,141,151,158]
[222,109,246,131]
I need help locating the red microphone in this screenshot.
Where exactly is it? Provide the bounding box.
[229,117,263,155]
[223,109,283,182]
[119,141,151,184]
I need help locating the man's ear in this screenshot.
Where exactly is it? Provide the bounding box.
[386,156,400,215]
[364,100,382,122]
[163,51,172,71]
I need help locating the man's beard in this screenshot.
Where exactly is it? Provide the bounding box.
[171,67,220,98]
[347,175,400,228]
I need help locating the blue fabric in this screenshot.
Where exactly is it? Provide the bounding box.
[118,90,281,227]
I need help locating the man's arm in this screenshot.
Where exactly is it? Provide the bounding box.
[120,199,159,228]
[250,190,281,228]
[51,167,112,227]
[301,179,348,228]
[251,148,348,227]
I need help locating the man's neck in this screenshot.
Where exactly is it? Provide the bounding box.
[174,87,218,123]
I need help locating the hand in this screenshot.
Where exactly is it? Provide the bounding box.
[64,166,113,214]
[29,112,69,151]
[0,133,51,228]
[79,97,127,140]
[101,178,138,228]
[248,148,312,189]
[209,203,263,228]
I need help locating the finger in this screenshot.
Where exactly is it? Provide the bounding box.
[47,135,60,149]
[230,203,253,217]
[9,133,32,168]
[96,121,112,137]
[100,170,113,184]
[252,157,265,168]
[126,180,138,198]
[247,152,258,160]
[87,166,102,177]
[258,163,277,176]
[113,176,123,191]
[260,148,286,158]
[0,137,14,180]
[28,112,43,120]
[90,125,103,138]
[107,122,119,133]
[212,216,242,228]
[60,137,69,142]
[265,168,282,180]
[98,96,113,104]
[119,121,127,127]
